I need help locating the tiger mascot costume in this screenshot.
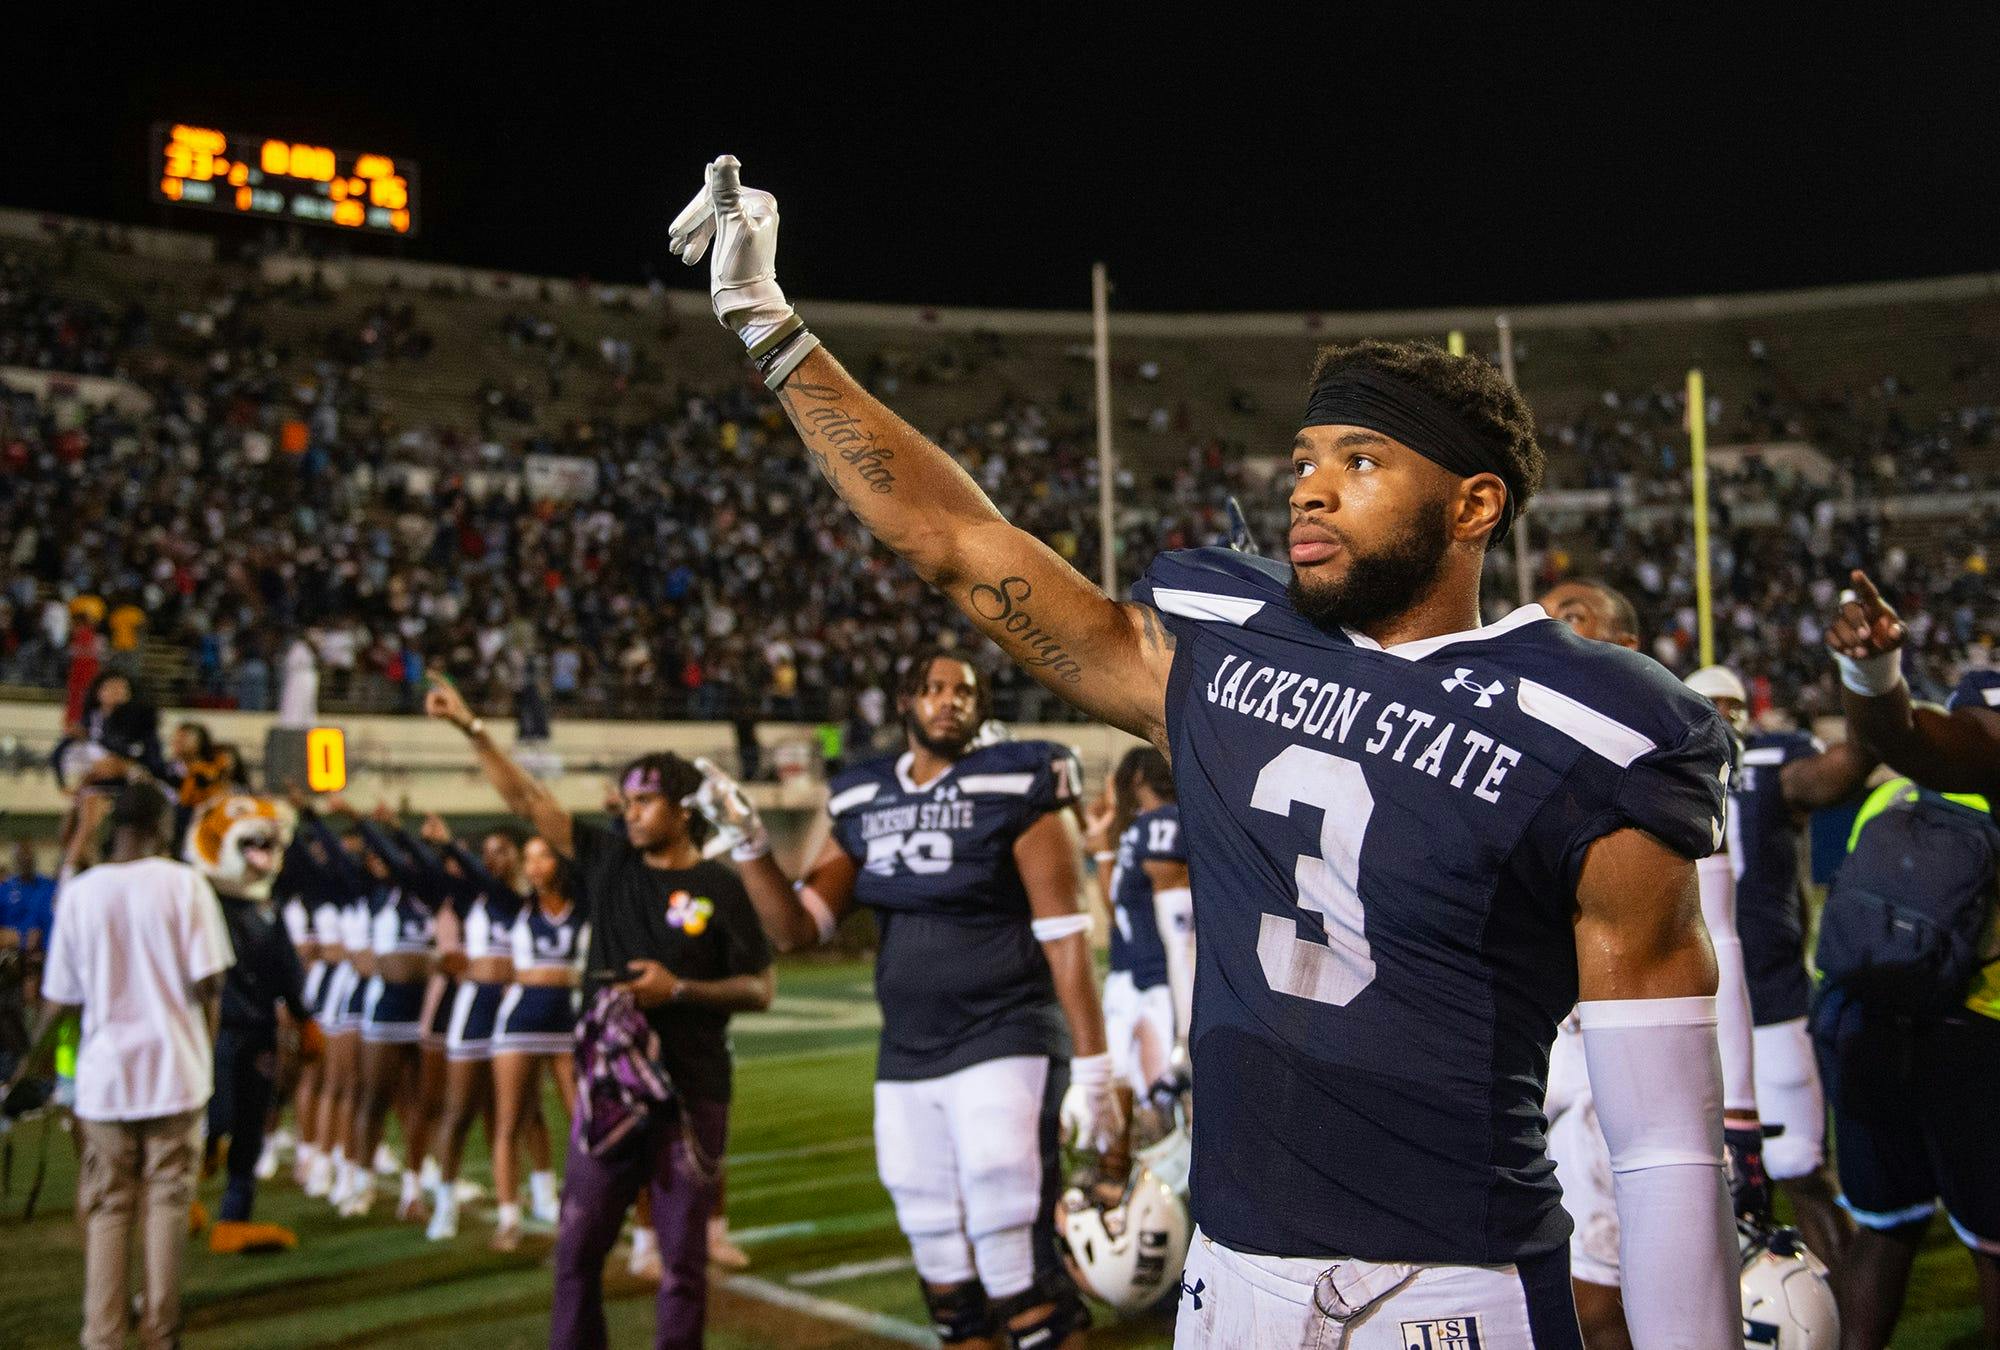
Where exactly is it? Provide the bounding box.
[186,793,322,1254]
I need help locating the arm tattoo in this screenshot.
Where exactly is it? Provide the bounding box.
[1133,603,1177,657]
[967,575,1085,684]
[779,380,896,496]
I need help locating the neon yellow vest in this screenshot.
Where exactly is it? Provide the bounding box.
[1846,778,2000,1021]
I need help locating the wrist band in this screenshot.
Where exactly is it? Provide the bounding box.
[760,330,820,391]
[1835,648,1903,697]
[1092,851,1116,864]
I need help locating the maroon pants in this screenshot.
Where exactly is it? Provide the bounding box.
[550,1098,729,1350]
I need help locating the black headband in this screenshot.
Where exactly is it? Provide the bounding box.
[1302,366,1518,544]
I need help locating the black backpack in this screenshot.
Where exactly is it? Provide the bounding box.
[1814,782,2000,1015]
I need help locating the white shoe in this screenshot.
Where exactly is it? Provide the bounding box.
[425,1193,459,1242]
[255,1140,281,1181]
[628,1227,661,1280]
[453,1179,485,1204]
[373,1145,400,1177]
[303,1154,334,1199]
[529,1173,560,1226]
[396,1174,427,1223]
[419,1156,442,1190]
[339,1186,374,1219]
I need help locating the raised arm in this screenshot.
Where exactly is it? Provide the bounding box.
[1572,827,1739,1350]
[681,757,856,953]
[423,675,573,856]
[1826,569,2000,794]
[669,157,1173,745]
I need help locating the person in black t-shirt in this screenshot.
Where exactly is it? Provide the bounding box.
[425,675,772,1350]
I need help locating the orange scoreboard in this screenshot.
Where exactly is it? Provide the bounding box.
[151,123,418,237]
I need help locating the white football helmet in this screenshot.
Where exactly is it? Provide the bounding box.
[1058,1167,1191,1313]
[1740,1223,1839,1349]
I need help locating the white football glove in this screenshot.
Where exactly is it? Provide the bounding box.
[667,155,797,354]
[1060,1053,1127,1155]
[682,756,770,862]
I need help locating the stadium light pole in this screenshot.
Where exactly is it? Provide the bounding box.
[1689,368,1714,667]
[1093,262,1116,597]
[1496,315,1530,606]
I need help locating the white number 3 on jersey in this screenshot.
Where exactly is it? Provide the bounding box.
[1252,745,1377,1006]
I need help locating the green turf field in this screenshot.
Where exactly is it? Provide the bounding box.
[0,958,1984,1347]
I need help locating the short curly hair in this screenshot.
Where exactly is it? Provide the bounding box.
[1306,339,1544,542]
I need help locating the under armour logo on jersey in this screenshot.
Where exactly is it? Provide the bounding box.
[1440,668,1506,708]
[1402,1318,1483,1350]
[1178,1277,1204,1310]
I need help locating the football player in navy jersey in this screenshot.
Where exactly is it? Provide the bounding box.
[1684,668,1873,1272]
[1083,747,1191,1103]
[673,156,1740,1347]
[718,648,1116,1350]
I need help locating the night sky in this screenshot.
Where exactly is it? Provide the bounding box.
[11,11,2000,313]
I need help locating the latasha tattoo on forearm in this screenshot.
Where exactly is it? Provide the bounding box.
[967,575,1085,683]
[776,380,896,495]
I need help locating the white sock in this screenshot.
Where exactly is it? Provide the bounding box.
[530,1171,558,1208]
[419,1156,442,1190]
[496,1201,522,1231]
[630,1226,657,1261]
[400,1170,422,1206]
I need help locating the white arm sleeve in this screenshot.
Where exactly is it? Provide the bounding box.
[1696,850,1758,1114]
[1152,887,1195,1041]
[1579,996,1740,1350]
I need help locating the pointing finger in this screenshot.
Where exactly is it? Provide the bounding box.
[1849,570,1884,612]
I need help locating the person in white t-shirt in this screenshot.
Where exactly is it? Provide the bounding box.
[40,781,235,1350]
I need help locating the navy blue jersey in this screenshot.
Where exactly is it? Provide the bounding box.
[1133,548,1731,1264]
[1948,669,2000,713]
[828,739,1082,1080]
[1109,805,1183,990]
[1732,730,1820,1026]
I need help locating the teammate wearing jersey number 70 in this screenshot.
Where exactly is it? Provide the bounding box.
[672,155,1742,1349]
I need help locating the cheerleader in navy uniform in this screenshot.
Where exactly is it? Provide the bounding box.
[293,807,375,1209]
[490,836,584,1249]
[424,821,556,1241]
[339,806,439,1219]
[366,809,461,1220]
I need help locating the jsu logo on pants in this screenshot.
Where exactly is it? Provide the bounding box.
[1403,1318,1483,1350]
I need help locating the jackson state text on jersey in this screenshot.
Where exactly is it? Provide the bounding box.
[828,740,1082,1080]
[1110,806,1182,990]
[1731,729,1821,1026]
[1133,548,1731,1265]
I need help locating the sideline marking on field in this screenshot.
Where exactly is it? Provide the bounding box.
[721,1274,936,1346]
[731,1209,897,1247]
[788,1254,917,1288]
[728,1136,873,1166]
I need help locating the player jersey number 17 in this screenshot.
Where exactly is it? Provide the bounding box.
[1252,744,1376,1006]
